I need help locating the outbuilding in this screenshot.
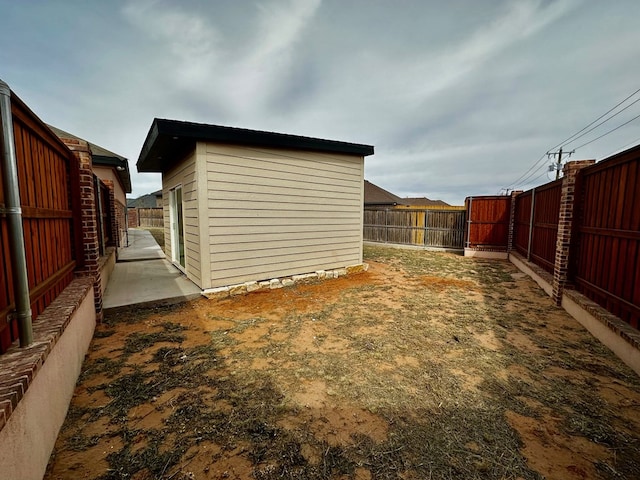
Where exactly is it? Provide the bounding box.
[137,119,374,290]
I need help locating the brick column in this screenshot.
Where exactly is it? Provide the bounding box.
[62,139,103,321]
[128,207,139,228]
[552,160,595,305]
[507,190,522,253]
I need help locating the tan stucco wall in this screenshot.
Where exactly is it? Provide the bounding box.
[0,291,95,480]
[93,165,126,205]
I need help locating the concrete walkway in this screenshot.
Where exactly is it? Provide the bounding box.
[103,229,202,311]
[118,228,165,261]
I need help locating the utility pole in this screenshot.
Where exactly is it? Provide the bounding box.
[547,147,575,180]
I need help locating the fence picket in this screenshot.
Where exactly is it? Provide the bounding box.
[0,94,80,352]
[363,208,465,249]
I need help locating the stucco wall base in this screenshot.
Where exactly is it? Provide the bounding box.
[464,248,508,259]
[99,248,117,295]
[203,264,368,300]
[0,288,96,480]
[562,292,640,376]
[508,252,554,297]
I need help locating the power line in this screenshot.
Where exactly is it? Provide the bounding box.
[600,135,640,158]
[561,96,640,149]
[573,111,640,151]
[527,170,550,186]
[549,86,640,151]
[504,86,640,190]
[505,153,548,189]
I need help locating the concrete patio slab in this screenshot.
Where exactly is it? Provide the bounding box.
[103,229,201,311]
[118,229,165,261]
[103,259,201,310]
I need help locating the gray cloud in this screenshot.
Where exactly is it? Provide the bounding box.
[1,0,639,204]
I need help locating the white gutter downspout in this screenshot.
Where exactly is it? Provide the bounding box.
[0,79,33,346]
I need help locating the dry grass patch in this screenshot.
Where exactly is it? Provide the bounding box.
[45,245,640,480]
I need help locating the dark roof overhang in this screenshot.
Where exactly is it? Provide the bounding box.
[137,118,374,173]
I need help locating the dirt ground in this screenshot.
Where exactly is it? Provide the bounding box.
[45,245,640,480]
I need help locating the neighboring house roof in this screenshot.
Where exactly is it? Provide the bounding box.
[137,119,375,173]
[364,180,406,206]
[403,197,450,207]
[127,190,162,208]
[48,125,132,193]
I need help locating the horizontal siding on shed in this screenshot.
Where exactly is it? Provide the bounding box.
[211,232,362,251]
[204,143,364,287]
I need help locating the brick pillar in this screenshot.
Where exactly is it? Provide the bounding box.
[128,207,138,228]
[62,139,104,322]
[507,190,522,253]
[103,179,117,247]
[552,160,596,306]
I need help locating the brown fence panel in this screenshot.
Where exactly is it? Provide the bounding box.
[529,180,561,273]
[138,207,164,228]
[513,191,532,257]
[572,149,640,328]
[0,95,79,352]
[465,196,511,249]
[363,208,465,249]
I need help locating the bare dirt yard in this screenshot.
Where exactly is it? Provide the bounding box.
[45,245,640,480]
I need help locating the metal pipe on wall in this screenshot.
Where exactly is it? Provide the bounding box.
[0,79,33,346]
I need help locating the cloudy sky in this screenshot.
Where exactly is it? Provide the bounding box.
[1,0,639,204]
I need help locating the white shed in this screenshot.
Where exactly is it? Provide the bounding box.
[137,119,374,290]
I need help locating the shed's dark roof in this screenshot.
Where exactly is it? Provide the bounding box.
[137,118,374,173]
[48,125,132,193]
[364,180,406,206]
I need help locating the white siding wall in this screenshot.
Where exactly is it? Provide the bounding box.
[204,143,364,287]
[162,149,202,288]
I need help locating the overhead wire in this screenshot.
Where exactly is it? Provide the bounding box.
[504,152,548,190]
[548,86,640,151]
[560,96,640,149]
[600,134,640,158]
[504,86,640,191]
[572,111,640,151]
[529,170,550,184]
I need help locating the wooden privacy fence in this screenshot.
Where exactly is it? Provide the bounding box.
[0,95,83,352]
[513,179,562,274]
[464,196,511,249]
[136,207,164,228]
[572,149,640,328]
[467,147,640,330]
[364,208,466,249]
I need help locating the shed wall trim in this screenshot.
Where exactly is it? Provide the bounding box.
[162,149,202,288]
